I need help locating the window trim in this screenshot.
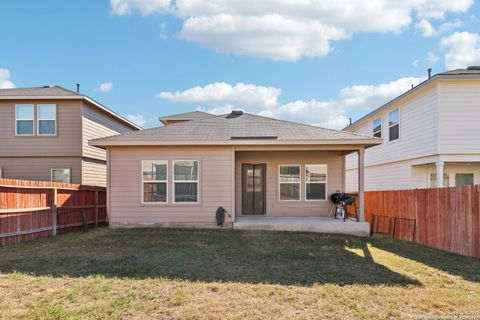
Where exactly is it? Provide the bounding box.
[304,164,328,201]
[388,108,400,142]
[51,168,71,183]
[278,164,301,202]
[372,117,382,138]
[37,104,57,136]
[141,160,168,204]
[15,104,35,136]
[173,160,200,204]
[0,167,3,179]
[428,172,450,188]
[454,172,474,187]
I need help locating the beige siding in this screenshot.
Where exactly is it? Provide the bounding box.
[346,160,412,192]
[235,151,344,217]
[109,146,234,227]
[438,80,480,154]
[82,159,107,186]
[0,100,82,157]
[0,157,81,183]
[82,103,134,161]
[412,162,480,188]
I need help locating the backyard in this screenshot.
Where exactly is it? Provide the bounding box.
[0,228,479,319]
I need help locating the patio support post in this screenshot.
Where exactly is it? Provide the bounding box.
[357,148,365,222]
[436,161,444,188]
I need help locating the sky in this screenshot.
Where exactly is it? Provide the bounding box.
[1,0,479,129]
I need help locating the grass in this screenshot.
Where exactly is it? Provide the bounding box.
[0,227,479,319]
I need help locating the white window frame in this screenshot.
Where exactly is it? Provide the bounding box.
[428,172,450,188]
[51,168,71,183]
[278,164,301,201]
[37,104,57,136]
[388,108,400,142]
[372,117,382,138]
[454,172,474,187]
[141,160,168,204]
[15,104,34,136]
[305,164,328,201]
[173,160,200,204]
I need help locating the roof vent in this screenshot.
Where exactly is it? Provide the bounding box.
[231,110,243,116]
[467,66,480,70]
[42,85,51,88]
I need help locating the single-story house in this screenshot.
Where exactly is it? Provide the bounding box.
[91,111,381,235]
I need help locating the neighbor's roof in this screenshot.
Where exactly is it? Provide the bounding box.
[159,111,215,124]
[0,85,142,130]
[344,67,480,131]
[91,111,382,147]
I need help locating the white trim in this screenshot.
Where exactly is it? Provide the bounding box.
[51,168,71,183]
[278,164,301,201]
[372,116,382,138]
[173,160,200,204]
[37,104,57,136]
[304,164,328,201]
[15,104,34,136]
[141,160,168,204]
[0,167,3,179]
[428,172,450,188]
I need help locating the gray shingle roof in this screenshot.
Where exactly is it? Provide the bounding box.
[159,111,215,124]
[438,68,480,75]
[0,86,81,97]
[92,111,380,146]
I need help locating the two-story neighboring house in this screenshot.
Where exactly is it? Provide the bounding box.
[0,86,141,186]
[344,67,480,191]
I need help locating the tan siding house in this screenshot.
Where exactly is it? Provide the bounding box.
[345,67,480,191]
[92,111,381,234]
[0,86,141,186]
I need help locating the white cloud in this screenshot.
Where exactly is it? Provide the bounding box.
[416,19,437,37]
[160,76,424,130]
[440,32,480,69]
[111,0,473,61]
[412,59,420,68]
[126,114,151,126]
[99,82,113,92]
[427,51,440,64]
[157,82,281,109]
[0,68,15,89]
[110,0,170,16]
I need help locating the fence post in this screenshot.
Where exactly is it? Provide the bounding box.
[51,188,58,236]
[94,190,99,227]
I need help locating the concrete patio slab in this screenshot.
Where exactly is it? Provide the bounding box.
[233,216,370,237]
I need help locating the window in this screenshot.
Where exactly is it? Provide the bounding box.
[142,160,167,203]
[305,164,327,200]
[37,104,56,135]
[388,108,399,141]
[455,173,474,187]
[15,104,34,135]
[429,173,449,188]
[51,169,71,183]
[373,117,382,138]
[174,160,199,203]
[279,165,300,200]
[0,167,3,178]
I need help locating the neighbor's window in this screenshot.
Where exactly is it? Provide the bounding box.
[455,173,474,187]
[429,173,449,188]
[279,165,300,200]
[174,160,199,203]
[15,104,34,135]
[373,117,382,138]
[142,160,167,203]
[388,108,400,141]
[51,169,71,183]
[37,104,56,135]
[305,164,327,200]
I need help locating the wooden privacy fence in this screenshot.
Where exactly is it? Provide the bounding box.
[0,178,107,247]
[361,185,480,258]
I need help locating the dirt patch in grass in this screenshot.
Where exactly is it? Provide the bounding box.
[0,227,479,319]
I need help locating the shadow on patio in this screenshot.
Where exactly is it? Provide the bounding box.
[0,227,422,286]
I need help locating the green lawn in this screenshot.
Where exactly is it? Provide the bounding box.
[0,227,479,319]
